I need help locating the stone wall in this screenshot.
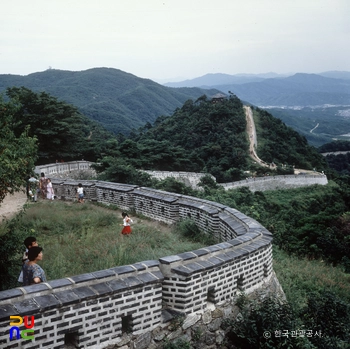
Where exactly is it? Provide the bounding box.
[35,161,95,178]
[143,170,216,190]
[35,161,328,192]
[221,174,328,192]
[0,168,276,349]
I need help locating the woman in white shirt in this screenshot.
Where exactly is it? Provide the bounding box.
[46,178,54,200]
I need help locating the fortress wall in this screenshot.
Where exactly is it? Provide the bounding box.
[0,163,275,348]
[35,161,95,177]
[143,170,216,190]
[222,174,328,192]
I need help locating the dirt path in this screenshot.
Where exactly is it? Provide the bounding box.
[0,190,28,223]
[243,105,325,176]
[244,105,272,168]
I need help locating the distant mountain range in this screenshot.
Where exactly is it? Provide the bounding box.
[2,68,350,145]
[164,71,350,107]
[0,68,220,134]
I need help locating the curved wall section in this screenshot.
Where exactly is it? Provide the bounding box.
[0,178,273,349]
[35,161,95,177]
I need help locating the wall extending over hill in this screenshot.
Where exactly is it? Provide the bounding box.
[35,161,96,179]
[222,174,328,192]
[143,170,216,190]
[0,166,277,349]
[35,161,328,192]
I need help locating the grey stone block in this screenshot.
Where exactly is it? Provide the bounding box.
[136,272,160,285]
[48,278,73,289]
[159,255,182,264]
[90,282,113,296]
[70,273,96,284]
[54,290,80,306]
[0,288,23,301]
[0,304,18,321]
[34,294,61,310]
[107,279,128,292]
[13,299,40,315]
[177,252,196,261]
[140,260,159,268]
[92,269,115,279]
[73,286,97,300]
[110,265,135,275]
[22,283,50,293]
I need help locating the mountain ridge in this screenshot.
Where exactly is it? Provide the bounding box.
[0,67,220,134]
[163,71,350,107]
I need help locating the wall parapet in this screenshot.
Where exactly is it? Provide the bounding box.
[35,161,95,177]
[0,176,273,348]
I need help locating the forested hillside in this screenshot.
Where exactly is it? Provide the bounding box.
[0,68,220,134]
[252,107,327,171]
[319,140,350,176]
[2,87,117,164]
[95,95,327,184]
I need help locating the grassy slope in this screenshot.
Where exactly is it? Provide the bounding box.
[13,200,211,280]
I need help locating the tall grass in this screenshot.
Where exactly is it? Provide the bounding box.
[12,200,212,281]
[273,246,350,309]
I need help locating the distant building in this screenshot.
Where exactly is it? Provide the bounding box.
[211,93,227,104]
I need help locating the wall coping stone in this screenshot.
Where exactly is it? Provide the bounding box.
[90,283,113,296]
[70,273,96,284]
[92,269,116,279]
[20,283,51,294]
[0,304,18,321]
[54,289,80,305]
[0,289,23,301]
[191,249,210,257]
[13,299,39,315]
[72,286,98,300]
[48,278,74,289]
[177,252,197,261]
[34,294,61,311]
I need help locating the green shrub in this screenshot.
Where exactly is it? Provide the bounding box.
[0,208,31,290]
[224,294,312,349]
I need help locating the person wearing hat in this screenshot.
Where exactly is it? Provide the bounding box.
[22,246,47,286]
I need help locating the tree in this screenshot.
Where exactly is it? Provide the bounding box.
[0,97,38,204]
[5,87,114,164]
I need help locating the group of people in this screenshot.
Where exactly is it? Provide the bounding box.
[18,237,47,286]
[33,172,85,203]
[38,172,55,200]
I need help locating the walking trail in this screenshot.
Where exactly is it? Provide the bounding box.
[244,105,322,176]
[0,191,27,223]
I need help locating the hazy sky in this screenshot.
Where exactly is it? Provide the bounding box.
[1,0,349,82]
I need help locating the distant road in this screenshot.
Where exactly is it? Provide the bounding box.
[321,150,350,156]
[244,106,272,169]
[310,123,319,133]
[244,105,323,176]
